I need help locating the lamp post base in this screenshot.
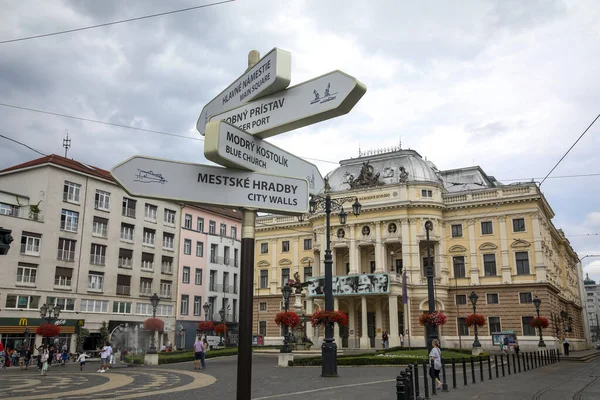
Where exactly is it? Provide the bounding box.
[538,340,546,347]
[144,353,159,366]
[147,346,157,354]
[471,347,483,356]
[321,339,338,377]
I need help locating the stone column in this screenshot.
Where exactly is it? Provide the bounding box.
[375,222,384,273]
[467,221,480,285]
[409,219,421,284]
[499,216,512,283]
[401,219,411,276]
[348,298,356,348]
[349,225,358,274]
[360,296,370,348]
[270,239,278,294]
[375,297,383,348]
[531,213,547,281]
[334,297,340,342]
[305,299,315,343]
[388,295,400,347]
[292,237,299,277]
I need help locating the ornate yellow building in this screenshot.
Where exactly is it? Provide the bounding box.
[252,148,589,351]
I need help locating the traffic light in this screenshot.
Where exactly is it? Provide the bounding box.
[0,227,14,255]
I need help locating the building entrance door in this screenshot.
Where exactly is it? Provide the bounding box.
[367,312,376,348]
[340,324,349,348]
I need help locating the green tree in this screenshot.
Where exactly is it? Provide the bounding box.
[99,321,110,344]
[76,327,89,352]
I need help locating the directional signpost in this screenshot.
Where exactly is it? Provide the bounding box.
[208,70,367,139]
[204,120,325,195]
[111,156,308,214]
[196,48,292,136]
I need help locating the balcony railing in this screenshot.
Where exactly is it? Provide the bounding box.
[161,263,173,274]
[54,277,71,287]
[208,283,237,294]
[17,275,36,284]
[92,226,108,238]
[57,249,75,262]
[163,241,174,249]
[20,243,40,255]
[211,313,238,323]
[88,284,103,292]
[118,257,132,268]
[90,254,106,265]
[120,232,134,241]
[140,288,152,296]
[143,237,155,246]
[144,211,157,221]
[0,207,44,222]
[116,285,131,295]
[209,256,233,266]
[141,262,154,271]
[122,207,136,218]
[159,290,172,298]
[60,221,78,232]
[95,200,109,210]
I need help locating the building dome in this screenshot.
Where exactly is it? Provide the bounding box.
[325,149,443,192]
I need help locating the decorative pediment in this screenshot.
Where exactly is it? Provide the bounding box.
[257,260,270,268]
[278,258,293,266]
[511,239,531,248]
[479,242,498,251]
[448,245,467,253]
[300,257,313,264]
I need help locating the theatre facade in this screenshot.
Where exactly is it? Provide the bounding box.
[252,148,589,352]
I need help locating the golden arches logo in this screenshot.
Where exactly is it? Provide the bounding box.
[18,318,28,326]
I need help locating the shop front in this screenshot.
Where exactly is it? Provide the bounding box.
[0,317,85,350]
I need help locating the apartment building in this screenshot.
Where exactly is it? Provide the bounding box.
[584,274,600,343]
[0,155,181,350]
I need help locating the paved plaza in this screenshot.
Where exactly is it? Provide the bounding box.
[1,353,600,399]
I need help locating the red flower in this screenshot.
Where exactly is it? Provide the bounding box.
[214,323,228,334]
[144,318,165,332]
[198,321,214,332]
[530,317,549,329]
[310,310,348,327]
[275,311,300,328]
[418,311,448,327]
[465,314,486,327]
[36,323,60,337]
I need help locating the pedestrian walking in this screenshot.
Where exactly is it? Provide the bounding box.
[40,347,49,376]
[200,337,208,370]
[98,341,112,372]
[193,337,203,370]
[514,339,520,355]
[76,352,91,371]
[48,346,54,368]
[19,345,27,370]
[563,336,570,356]
[429,339,442,390]
[382,331,389,349]
[61,349,69,366]
[400,333,404,347]
[0,342,5,370]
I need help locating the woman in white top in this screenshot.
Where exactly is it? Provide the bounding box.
[429,339,442,389]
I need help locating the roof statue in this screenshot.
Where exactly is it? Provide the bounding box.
[347,161,382,188]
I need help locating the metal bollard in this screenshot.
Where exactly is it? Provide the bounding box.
[414,362,422,400]
[441,357,449,392]
[517,352,521,373]
[423,360,430,400]
[512,353,517,374]
[494,355,499,378]
[462,357,468,386]
[406,364,414,399]
[470,357,476,384]
[430,359,436,396]
[506,350,511,375]
[500,354,505,377]
[535,351,538,368]
[397,371,406,400]
[488,355,493,380]
[557,348,560,362]
[479,355,484,382]
[451,358,457,389]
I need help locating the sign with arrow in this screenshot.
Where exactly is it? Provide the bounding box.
[208,70,366,139]
[111,156,309,214]
[196,48,292,136]
[204,120,325,195]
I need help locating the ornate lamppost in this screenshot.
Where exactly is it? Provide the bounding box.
[39,303,61,347]
[280,283,293,353]
[148,293,160,354]
[469,292,481,348]
[203,302,210,322]
[533,296,546,347]
[219,308,226,347]
[308,193,361,377]
[424,221,437,353]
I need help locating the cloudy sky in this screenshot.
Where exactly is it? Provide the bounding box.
[1,0,599,278]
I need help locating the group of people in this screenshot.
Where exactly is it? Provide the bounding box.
[0,343,32,369]
[380,332,405,349]
[193,337,209,370]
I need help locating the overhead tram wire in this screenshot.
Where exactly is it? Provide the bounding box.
[0,0,235,45]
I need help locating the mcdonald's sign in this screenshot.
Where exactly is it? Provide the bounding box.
[18,318,28,326]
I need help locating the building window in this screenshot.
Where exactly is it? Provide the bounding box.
[231,226,237,239]
[92,217,108,238]
[195,268,203,285]
[453,256,466,278]
[160,281,172,297]
[141,253,154,271]
[516,252,530,275]
[304,239,312,250]
[164,209,176,225]
[304,266,313,281]
[513,218,525,232]
[184,214,192,229]
[522,316,537,336]
[486,293,499,304]
[457,318,469,336]
[47,296,75,311]
[220,223,227,236]
[488,317,501,334]
[63,181,81,203]
[455,294,467,305]
[282,241,290,252]
[370,261,376,273]
[95,190,110,210]
[260,270,269,288]
[90,243,106,265]
[118,248,133,269]
[451,224,463,238]
[197,217,204,232]
[481,221,493,235]
[0,202,19,216]
[60,209,79,232]
[209,221,216,234]
[184,239,191,255]
[54,266,73,287]
[193,296,202,316]
[196,241,204,257]
[260,243,269,254]
[88,273,104,291]
[259,321,267,336]
[120,223,134,242]
[182,266,190,284]
[144,204,157,221]
[20,233,41,255]
[181,295,189,315]
[113,301,132,314]
[421,189,433,198]
[143,228,156,246]
[122,198,136,218]
[234,249,239,267]
[80,299,108,313]
[17,263,37,285]
[140,278,153,295]
[281,268,290,285]
[483,254,497,276]
[5,295,40,309]
[57,238,76,261]
[259,302,267,311]
[161,256,173,274]
[163,233,174,250]
[519,292,533,304]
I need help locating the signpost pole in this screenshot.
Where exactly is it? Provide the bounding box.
[236,50,260,400]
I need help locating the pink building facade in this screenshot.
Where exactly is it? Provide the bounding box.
[176,205,242,349]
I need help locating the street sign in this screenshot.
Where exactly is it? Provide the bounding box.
[196,48,292,136]
[208,70,366,139]
[111,156,308,214]
[204,121,325,195]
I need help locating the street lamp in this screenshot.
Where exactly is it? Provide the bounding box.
[309,193,361,377]
[281,283,293,353]
[469,291,481,348]
[148,293,160,354]
[424,221,437,353]
[203,302,210,322]
[219,308,226,346]
[533,296,546,347]
[39,303,61,347]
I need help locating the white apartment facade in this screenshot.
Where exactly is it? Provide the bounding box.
[0,155,181,351]
[584,274,600,344]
